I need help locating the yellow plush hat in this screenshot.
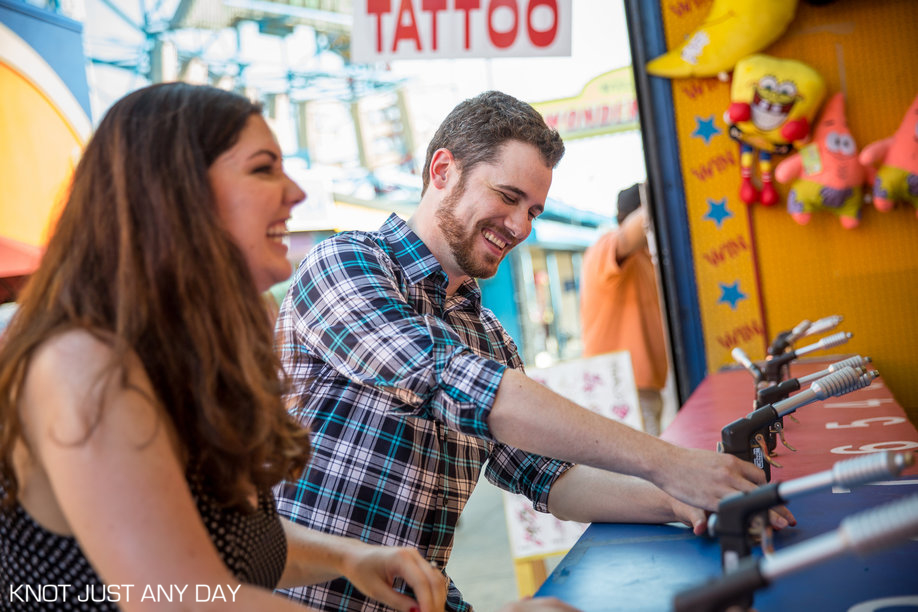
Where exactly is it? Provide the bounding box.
[646,0,798,79]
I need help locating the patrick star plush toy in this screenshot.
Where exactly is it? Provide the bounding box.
[775,92,866,228]
[859,93,918,216]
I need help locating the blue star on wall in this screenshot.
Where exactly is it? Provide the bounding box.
[704,198,732,228]
[692,115,721,144]
[718,281,747,310]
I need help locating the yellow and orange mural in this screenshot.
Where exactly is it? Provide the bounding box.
[0,13,90,284]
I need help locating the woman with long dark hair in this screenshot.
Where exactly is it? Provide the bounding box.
[0,82,445,612]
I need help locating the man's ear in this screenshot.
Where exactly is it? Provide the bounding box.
[429,148,454,190]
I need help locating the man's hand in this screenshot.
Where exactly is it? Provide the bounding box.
[669,497,708,535]
[768,505,796,530]
[341,546,447,612]
[670,500,797,536]
[656,447,768,512]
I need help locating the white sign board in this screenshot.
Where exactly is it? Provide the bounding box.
[351,0,572,63]
[503,351,642,559]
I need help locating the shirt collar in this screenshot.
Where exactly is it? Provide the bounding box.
[380,214,483,307]
[379,213,445,286]
[453,277,482,304]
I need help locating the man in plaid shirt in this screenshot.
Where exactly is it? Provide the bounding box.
[273,91,791,611]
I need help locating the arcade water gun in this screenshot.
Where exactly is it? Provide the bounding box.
[675,489,918,612]
[707,451,915,573]
[718,366,878,481]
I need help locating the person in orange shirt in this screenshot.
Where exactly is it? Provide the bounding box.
[580,183,669,435]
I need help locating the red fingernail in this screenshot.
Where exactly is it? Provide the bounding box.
[410,608,420,612]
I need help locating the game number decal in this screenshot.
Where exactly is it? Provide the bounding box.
[826,417,907,429]
[831,441,918,454]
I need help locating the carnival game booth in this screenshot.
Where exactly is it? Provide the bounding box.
[535,0,918,609]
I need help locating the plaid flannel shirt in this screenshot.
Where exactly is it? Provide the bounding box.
[273,214,572,611]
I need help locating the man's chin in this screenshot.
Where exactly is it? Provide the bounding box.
[462,261,500,280]
[454,246,503,280]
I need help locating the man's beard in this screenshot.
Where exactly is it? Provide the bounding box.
[435,181,502,280]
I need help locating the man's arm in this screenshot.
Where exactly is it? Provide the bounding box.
[547,465,795,535]
[488,368,767,513]
[614,208,649,266]
[548,465,706,531]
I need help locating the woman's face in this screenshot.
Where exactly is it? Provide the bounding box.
[208,114,305,293]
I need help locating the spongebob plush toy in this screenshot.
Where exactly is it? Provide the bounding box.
[858,93,918,216]
[775,93,866,228]
[726,55,827,206]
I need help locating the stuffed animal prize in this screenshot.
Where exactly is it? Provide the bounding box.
[726,54,827,206]
[646,0,798,80]
[775,93,866,229]
[859,93,918,216]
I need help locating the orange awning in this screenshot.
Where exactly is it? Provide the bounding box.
[0,236,42,279]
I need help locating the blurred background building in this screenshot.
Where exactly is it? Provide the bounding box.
[1,0,647,369]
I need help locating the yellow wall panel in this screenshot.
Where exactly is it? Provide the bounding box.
[658,0,768,386]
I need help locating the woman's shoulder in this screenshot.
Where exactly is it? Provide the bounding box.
[27,328,124,386]
[22,328,152,426]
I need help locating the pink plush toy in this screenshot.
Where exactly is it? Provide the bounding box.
[775,93,866,228]
[858,93,918,216]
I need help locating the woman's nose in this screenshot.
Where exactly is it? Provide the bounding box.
[286,175,307,207]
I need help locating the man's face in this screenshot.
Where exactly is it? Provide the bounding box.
[435,140,552,280]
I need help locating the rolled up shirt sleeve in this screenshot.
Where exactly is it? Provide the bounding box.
[485,442,574,512]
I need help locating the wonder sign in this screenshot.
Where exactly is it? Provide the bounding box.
[531,67,639,141]
[351,0,572,62]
